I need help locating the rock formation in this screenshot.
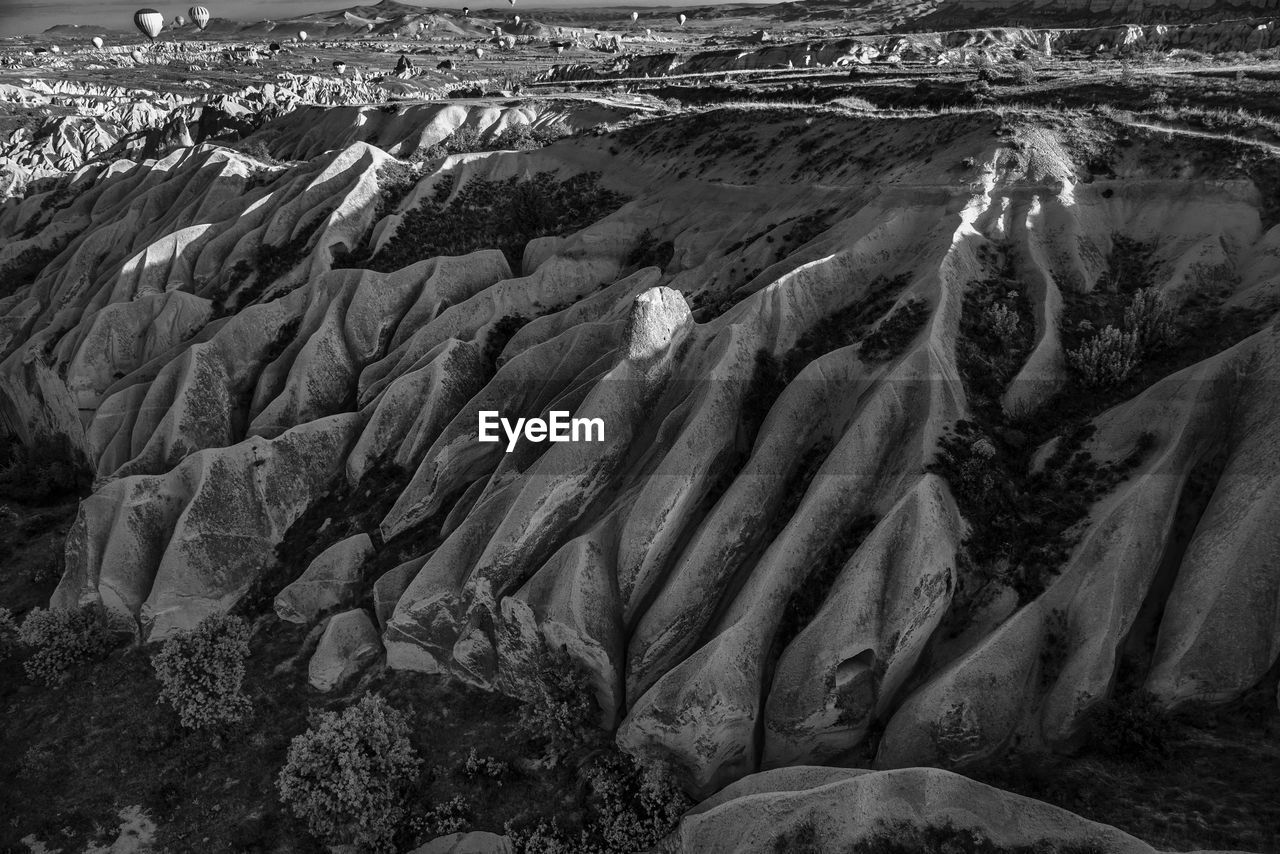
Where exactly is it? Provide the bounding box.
[3,100,1278,808]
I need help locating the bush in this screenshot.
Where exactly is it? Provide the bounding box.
[518,642,603,763]
[861,298,929,362]
[348,171,628,273]
[1011,61,1037,86]
[406,795,473,841]
[583,751,690,852]
[152,612,252,730]
[460,747,509,784]
[983,301,1021,341]
[1123,286,1174,350]
[1090,690,1173,763]
[18,605,114,686]
[277,693,422,852]
[0,607,19,662]
[411,121,568,163]
[1067,287,1173,388]
[0,435,92,503]
[1066,325,1139,388]
[505,750,690,854]
[373,160,420,222]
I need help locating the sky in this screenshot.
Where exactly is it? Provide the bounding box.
[0,0,731,37]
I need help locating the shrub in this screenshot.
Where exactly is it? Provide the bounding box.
[410,120,567,163]
[983,301,1021,341]
[1011,61,1037,86]
[460,747,509,784]
[626,228,675,271]
[1090,690,1173,763]
[236,138,282,165]
[861,298,929,362]
[1067,287,1172,388]
[0,435,92,503]
[373,160,420,222]
[583,751,690,852]
[507,817,578,854]
[407,795,472,840]
[0,607,19,661]
[277,693,422,852]
[518,642,603,763]
[490,121,571,151]
[1123,286,1174,350]
[505,750,691,854]
[351,171,628,273]
[152,612,252,730]
[1066,325,1138,388]
[0,241,71,301]
[18,605,114,686]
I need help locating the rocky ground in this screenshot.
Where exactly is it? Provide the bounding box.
[2,1,1280,852]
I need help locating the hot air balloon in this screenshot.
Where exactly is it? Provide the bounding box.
[49,45,62,54]
[678,13,687,25]
[462,6,470,16]
[189,5,210,30]
[507,0,515,5]
[513,15,520,25]
[631,11,638,22]
[130,48,145,62]
[333,60,347,73]
[298,30,307,41]
[268,42,280,51]
[554,44,564,54]
[472,46,484,58]
[174,14,186,26]
[134,9,164,41]
[92,36,105,49]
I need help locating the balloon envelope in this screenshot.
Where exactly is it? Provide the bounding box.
[174,14,186,25]
[473,47,483,57]
[462,6,470,15]
[631,11,638,21]
[92,36,105,48]
[678,14,687,24]
[298,30,307,40]
[189,6,210,29]
[134,8,164,40]
[130,48,145,61]
[513,15,520,24]
[49,45,61,54]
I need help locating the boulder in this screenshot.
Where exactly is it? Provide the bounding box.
[308,608,382,692]
[274,533,375,624]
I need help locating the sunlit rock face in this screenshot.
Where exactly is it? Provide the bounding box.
[4,101,1279,801]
